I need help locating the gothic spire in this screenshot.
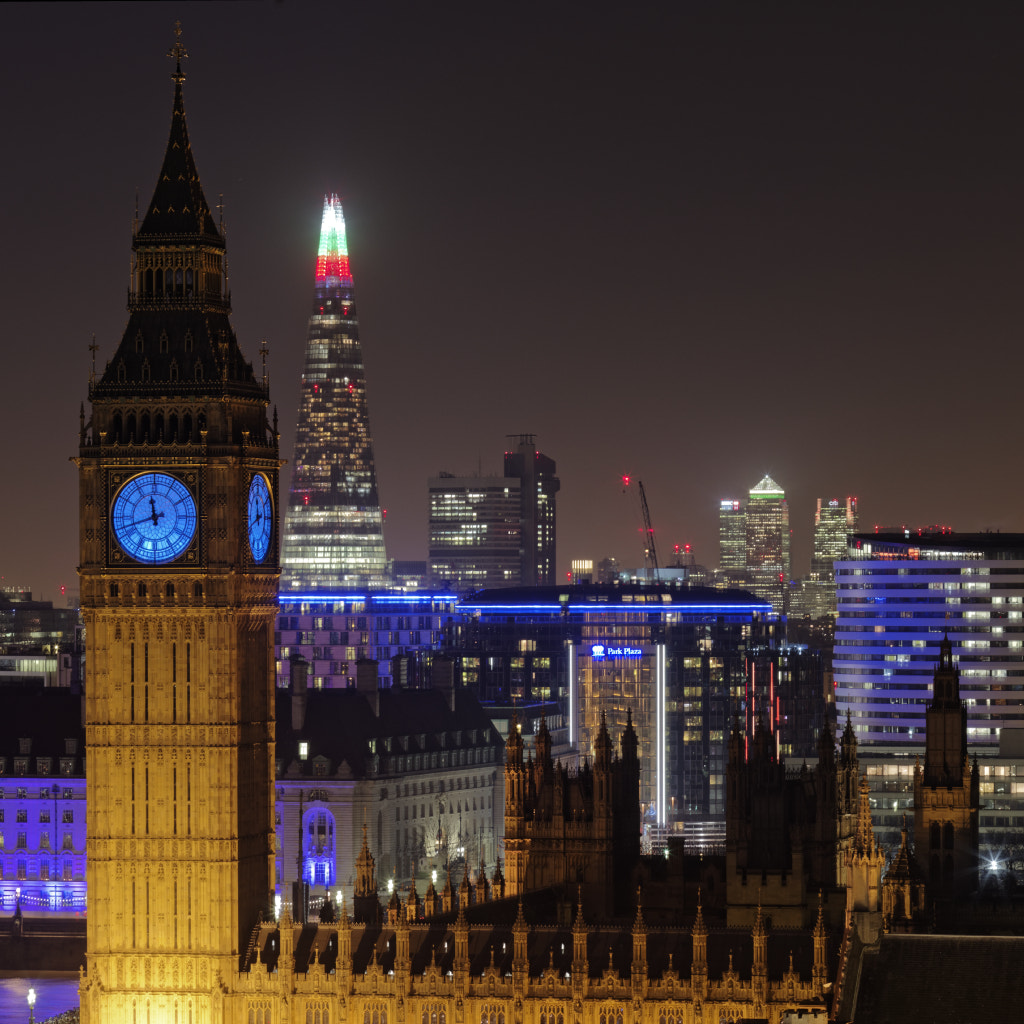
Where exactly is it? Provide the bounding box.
[137,23,220,243]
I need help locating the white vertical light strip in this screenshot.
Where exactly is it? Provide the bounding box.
[657,643,666,827]
[568,642,576,746]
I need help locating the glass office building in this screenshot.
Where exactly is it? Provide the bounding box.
[835,532,1024,851]
[280,195,388,592]
[428,435,559,589]
[449,585,783,838]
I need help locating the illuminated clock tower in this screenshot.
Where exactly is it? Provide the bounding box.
[77,28,279,1024]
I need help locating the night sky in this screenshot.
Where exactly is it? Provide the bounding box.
[4,2,1024,602]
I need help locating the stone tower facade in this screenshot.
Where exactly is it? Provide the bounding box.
[912,635,979,899]
[504,712,640,918]
[725,715,839,928]
[77,31,279,1024]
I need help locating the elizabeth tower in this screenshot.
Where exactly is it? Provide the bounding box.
[77,32,279,1023]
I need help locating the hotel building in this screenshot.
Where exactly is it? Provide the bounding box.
[835,531,1024,850]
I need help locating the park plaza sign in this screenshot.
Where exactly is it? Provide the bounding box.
[589,644,644,659]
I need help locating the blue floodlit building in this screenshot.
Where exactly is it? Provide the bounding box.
[835,531,1024,853]
[275,592,463,690]
[0,686,87,914]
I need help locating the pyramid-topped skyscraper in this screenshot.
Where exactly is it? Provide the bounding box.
[281,195,388,591]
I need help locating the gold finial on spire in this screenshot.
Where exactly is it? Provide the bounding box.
[168,21,189,84]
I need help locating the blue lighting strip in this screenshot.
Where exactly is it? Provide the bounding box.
[462,602,774,615]
[568,641,576,746]
[278,593,460,605]
[656,643,666,827]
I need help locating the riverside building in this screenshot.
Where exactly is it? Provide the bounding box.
[835,531,1024,850]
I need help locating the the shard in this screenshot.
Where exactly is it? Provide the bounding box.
[280,195,388,591]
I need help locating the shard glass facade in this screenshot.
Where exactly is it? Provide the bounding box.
[281,195,388,592]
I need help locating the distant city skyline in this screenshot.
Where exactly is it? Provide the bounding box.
[6,5,1024,599]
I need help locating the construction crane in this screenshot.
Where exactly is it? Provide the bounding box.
[622,475,660,581]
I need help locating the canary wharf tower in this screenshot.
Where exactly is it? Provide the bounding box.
[280,195,388,591]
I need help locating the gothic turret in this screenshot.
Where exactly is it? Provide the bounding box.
[846,776,885,942]
[353,821,380,924]
[913,637,979,899]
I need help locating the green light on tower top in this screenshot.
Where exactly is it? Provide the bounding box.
[749,474,784,498]
[315,193,352,287]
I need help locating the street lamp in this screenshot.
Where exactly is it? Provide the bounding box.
[28,988,36,1024]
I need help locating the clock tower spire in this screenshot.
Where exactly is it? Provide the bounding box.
[77,25,279,1024]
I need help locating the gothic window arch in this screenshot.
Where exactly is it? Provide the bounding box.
[155,267,163,297]
[135,331,144,353]
[144,268,153,295]
[540,1008,564,1024]
[363,1005,387,1024]
[118,361,127,384]
[141,361,151,383]
[480,1008,505,1024]
[126,413,136,439]
[159,331,169,353]
[155,413,164,439]
[943,822,954,849]
[194,360,203,382]
[185,268,194,296]
[183,413,193,441]
[930,822,940,850]
[599,1009,623,1024]
[169,412,178,438]
[421,1007,447,1024]
[306,1004,329,1024]
[140,411,151,437]
[165,268,173,294]
[112,412,123,441]
[175,268,183,296]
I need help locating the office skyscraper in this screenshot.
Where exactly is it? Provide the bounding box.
[835,531,1024,851]
[811,497,858,582]
[280,195,388,592]
[428,435,559,590]
[835,532,1024,751]
[745,474,790,611]
[504,434,559,585]
[718,498,747,574]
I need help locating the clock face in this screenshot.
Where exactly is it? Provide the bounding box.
[111,472,197,564]
[247,473,273,563]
